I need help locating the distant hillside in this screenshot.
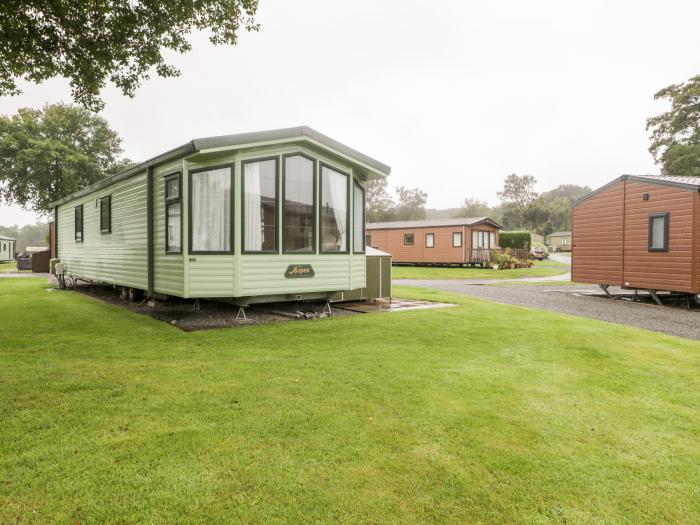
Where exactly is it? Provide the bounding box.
[425,208,464,219]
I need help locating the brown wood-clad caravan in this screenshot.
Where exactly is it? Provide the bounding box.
[572,174,700,293]
[366,218,501,266]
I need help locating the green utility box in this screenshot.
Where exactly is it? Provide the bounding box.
[334,247,392,302]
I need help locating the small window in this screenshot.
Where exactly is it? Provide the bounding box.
[648,213,669,252]
[452,232,462,247]
[243,158,278,253]
[100,196,111,233]
[426,233,435,248]
[561,237,568,246]
[404,233,414,245]
[74,205,83,242]
[165,173,182,254]
[353,181,365,253]
[366,234,372,246]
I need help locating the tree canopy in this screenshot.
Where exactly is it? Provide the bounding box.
[365,180,427,222]
[0,1,259,111]
[647,74,700,177]
[497,174,538,207]
[0,103,131,213]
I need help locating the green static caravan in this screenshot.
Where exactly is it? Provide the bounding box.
[49,127,391,304]
[0,236,16,261]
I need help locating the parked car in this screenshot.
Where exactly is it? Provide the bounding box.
[528,247,548,261]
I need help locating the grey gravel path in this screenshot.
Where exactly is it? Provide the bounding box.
[394,279,700,341]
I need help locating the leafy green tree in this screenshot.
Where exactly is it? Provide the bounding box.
[497,174,538,207]
[0,103,131,213]
[647,75,700,176]
[0,1,260,111]
[394,186,427,221]
[365,178,395,222]
[539,184,591,204]
[460,197,492,217]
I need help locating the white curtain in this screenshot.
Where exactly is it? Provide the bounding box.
[244,162,263,251]
[192,167,231,251]
[328,170,347,250]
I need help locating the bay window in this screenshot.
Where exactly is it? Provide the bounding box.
[283,154,315,253]
[353,181,365,253]
[320,164,348,253]
[190,165,232,253]
[243,158,278,253]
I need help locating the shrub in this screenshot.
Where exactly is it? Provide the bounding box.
[499,231,531,251]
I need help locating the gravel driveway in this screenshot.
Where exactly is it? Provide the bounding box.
[394,279,700,340]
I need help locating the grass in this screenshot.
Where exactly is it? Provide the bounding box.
[2,278,700,523]
[392,259,569,280]
[0,260,17,273]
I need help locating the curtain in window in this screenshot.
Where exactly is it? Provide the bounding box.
[322,166,347,251]
[284,155,314,253]
[191,167,231,252]
[244,162,263,250]
[490,232,496,248]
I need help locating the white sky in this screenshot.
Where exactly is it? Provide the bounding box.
[1,0,699,226]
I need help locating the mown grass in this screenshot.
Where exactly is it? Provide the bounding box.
[0,260,17,273]
[392,259,569,280]
[1,278,699,524]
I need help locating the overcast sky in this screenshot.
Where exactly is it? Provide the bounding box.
[2,0,699,226]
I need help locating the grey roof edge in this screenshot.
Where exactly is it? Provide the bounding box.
[546,231,571,237]
[0,235,16,241]
[194,126,391,176]
[367,217,502,230]
[48,141,196,208]
[573,174,700,207]
[49,126,391,209]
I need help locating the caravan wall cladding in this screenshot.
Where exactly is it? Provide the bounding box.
[55,143,370,301]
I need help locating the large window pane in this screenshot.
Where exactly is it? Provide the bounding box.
[244,159,277,252]
[353,181,365,253]
[321,165,348,252]
[100,196,111,233]
[284,155,314,253]
[191,166,231,252]
[649,214,667,251]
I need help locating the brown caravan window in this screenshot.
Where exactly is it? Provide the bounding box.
[452,232,462,247]
[404,233,414,245]
[426,232,435,248]
[648,212,669,252]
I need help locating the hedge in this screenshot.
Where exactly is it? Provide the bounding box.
[499,231,531,251]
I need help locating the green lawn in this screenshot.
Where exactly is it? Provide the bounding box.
[2,278,699,523]
[0,260,17,273]
[392,259,569,280]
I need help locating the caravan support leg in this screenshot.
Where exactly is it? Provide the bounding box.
[648,290,663,306]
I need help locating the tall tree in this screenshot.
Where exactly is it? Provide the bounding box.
[0,1,260,111]
[394,186,427,221]
[647,75,700,176]
[497,174,538,207]
[365,178,395,222]
[460,197,492,217]
[0,103,130,213]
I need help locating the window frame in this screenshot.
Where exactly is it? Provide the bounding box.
[99,195,111,234]
[319,162,351,254]
[188,163,235,255]
[241,156,280,255]
[282,152,316,255]
[366,234,372,247]
[74,204,84,243]
[648,212,669,253]
[404,233,415,245]
[425,232,435,248]
[352,180,366,254]
[164,172,183,255]
[452,231,462,247]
